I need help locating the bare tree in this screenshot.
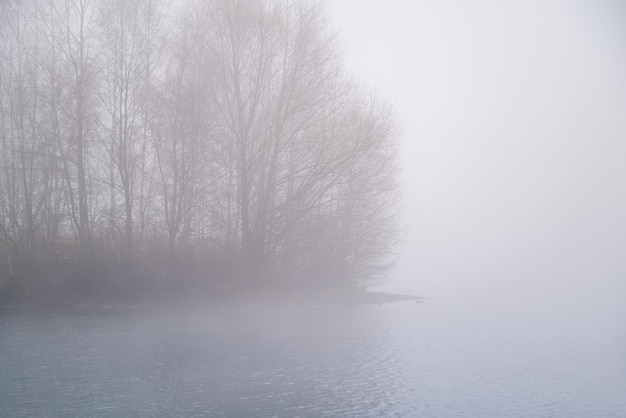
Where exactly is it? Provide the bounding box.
[0,0,400,294]
[0,0,52,262]
[150,1,216,256]
[48,0,99,256]
[97,0,162,255]
[205,0,399,287]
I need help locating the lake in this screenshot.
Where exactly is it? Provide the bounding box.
[1,297,625,417]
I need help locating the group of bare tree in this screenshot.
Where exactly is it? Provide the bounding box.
[0,0,399,294]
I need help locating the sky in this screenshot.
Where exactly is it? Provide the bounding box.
[328,0,626,308]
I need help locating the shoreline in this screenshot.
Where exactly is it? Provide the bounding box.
[0,289,424,313]
[352,291,424,305]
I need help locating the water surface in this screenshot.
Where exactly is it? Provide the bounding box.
[1,299,624,417]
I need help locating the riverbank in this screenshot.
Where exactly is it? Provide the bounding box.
[0,261,422,311]
[0,286,423,313]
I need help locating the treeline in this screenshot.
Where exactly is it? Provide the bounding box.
[0,0,399,297]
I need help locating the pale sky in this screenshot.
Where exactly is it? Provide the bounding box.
[328,0,626,307]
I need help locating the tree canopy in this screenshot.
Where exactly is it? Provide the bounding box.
[0,0,400,296]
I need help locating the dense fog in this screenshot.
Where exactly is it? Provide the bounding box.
[332,0,626,318]
[1,0,626,416]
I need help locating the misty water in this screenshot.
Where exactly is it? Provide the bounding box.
[1,296,625,417]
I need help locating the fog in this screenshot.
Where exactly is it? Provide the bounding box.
[331,0,626,316]
[1,0,625,416]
